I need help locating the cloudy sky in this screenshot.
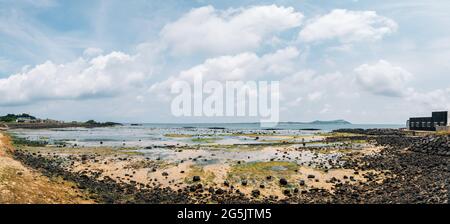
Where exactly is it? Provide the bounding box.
[0,0,449,124]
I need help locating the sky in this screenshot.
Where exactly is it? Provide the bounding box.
[0,0,449,124]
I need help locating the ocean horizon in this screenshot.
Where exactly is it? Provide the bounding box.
[122,122,404,131]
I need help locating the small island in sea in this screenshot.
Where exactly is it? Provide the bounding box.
[0,113,120,129]
[309,119,352,125]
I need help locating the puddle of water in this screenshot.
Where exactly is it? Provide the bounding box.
[10,126,322,147]
[270,166,288,171]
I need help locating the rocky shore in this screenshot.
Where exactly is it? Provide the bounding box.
[0,132,92,204]
[4,121,121,130]
[408,135,450,156]
[3,129,449,204]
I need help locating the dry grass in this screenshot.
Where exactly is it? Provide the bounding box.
[436,130,450,136]
[0,131,94,204]
[227,161,298,184]
[184,165,217,185]
[164,134,193,138]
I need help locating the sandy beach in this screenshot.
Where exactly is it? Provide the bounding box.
[2,128,448,204]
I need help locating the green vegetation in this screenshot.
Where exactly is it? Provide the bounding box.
[0,113,36,122]
[191,137,222,143]
[318,132,364,137]
[164,133,193,138]
[436,130,450,136]
[184,165,216,184]
[11,135,47,147]
[124,160,169,170]
[228,161,298,180]
[83,120,121,127]
[85,120,119,126]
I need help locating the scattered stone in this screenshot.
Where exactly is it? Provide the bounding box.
[251,190,260,197]
[279,178,288,186]
[215,188,224,195]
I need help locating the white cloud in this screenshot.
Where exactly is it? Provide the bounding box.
[280,70,352,105]
[320,104,332,114]
[279,70,361,121]
[299,9,397,43]
[160,5,303,55]
[150,47,300,99]
[407,88,450,111]
[0,51,150,106]
[307,91,323,101]
[354,60,412,97]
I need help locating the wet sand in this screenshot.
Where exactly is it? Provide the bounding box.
[2,129,448,204]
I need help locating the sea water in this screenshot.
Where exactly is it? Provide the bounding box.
[9,123,403,147]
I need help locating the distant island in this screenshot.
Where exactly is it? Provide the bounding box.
[282,119,352,125]
[0,113,121,129]
[0,113,36,123]
[0,114,352,130]
[309,119,352,125]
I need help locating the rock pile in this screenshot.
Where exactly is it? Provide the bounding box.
[372,134,450,156]
[9,129,449,204]
[373,135,417,149]
[325,135,368,143]
[333,128,405,136]
[12,149,190,204]
[409,135,450,156]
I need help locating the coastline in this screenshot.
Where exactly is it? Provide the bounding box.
[0,131,94,204]
[1,122,120,130]
[2,128,448,204]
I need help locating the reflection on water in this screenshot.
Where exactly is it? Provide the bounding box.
[10,125,326,147]
[9,123,391,167]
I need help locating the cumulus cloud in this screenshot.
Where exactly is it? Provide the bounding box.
[299,9,397,43]
[280,70,352,104]
[149,47,300,99]
[278,70,361,121]
[307,91,324,101]
[0,51,150,106]
[406,88,450,111]
[354,60,412,97]
[354,60,449,112]
[161,5,303,55]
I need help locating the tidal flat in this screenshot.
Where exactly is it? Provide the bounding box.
[3,126,449,204]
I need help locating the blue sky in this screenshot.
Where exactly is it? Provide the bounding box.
[0,0,449,124]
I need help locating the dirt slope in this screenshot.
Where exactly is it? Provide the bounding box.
[0,132,93,204]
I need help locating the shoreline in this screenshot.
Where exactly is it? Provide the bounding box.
[1,129,449,204]
[0,132,94,204]
[1,122,120,130]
